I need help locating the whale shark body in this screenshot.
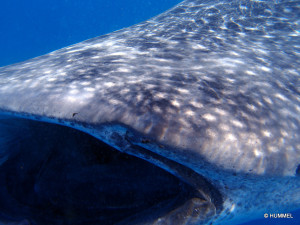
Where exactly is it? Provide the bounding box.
[0,0,299,224]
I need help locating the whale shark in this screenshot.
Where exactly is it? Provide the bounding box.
[0,0,299,224]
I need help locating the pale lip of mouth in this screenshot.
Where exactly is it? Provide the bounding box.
[0,117,223,225]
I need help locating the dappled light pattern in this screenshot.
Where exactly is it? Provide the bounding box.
[0,0,299,176]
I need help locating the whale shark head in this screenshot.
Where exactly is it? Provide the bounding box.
[0,0,299,224]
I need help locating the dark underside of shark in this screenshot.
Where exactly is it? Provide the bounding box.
[0,0,299,224]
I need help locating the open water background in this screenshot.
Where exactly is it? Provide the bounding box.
[0,0,299,224]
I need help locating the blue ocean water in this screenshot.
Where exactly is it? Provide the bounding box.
[0,0,181,67]
[0,0,299,224]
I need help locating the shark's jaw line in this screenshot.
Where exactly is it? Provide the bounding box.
[0,115,223,225]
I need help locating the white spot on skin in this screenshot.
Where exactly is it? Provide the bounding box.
[192,44,208,50]
[263,97,273,104]
[44,70,52,74]
[104,82,115,88]
[190,101,203,108]
[28,81,40,88]
[120,88,130,95]
[171,100,181,107]
[47,77,57,82]
[214,108,227,116]
[110,99,122,105]
[66,96,77,102]
[225,133,237,142]
[231,119,244,128]
[247,104,257,111]
[260,66,271,72]
[275,93,288,101]
[155,92,166,99]
[81,93,94,100]
[254,149,263,157]
[220,123,230,131]
[256,48,268,55]
[78,69,86,74]
[156,58,170,63]
[67,48,84,54]
[81,81,91,86]
[203,113,216,121]
[117,67,131,73]
[91,55,101,59]
[136,94,143,102]
[110,52,128,57]
[229,51,240,57]
[224,69,235,74]
[94,40,115,48]
[225,77,235,83]
[84,87,95,92]
[69,84,78,89]
[246,133,261,146]
[246,70,256,76]
[289,31,299,37]
[177,88,189,94]
[69,89,79,95]
[225,58,245,66]
[268,145,279,153]
[185,110,195,116]
[280,129,288,137]
[262,130,272,138]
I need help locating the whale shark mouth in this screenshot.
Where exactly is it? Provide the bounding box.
[0,116,222,225]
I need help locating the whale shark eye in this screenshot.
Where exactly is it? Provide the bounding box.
[0,116,221,224]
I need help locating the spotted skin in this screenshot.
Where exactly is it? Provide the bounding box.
[0,0,299,224]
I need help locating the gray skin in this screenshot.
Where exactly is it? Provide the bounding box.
[0,0,299,224]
